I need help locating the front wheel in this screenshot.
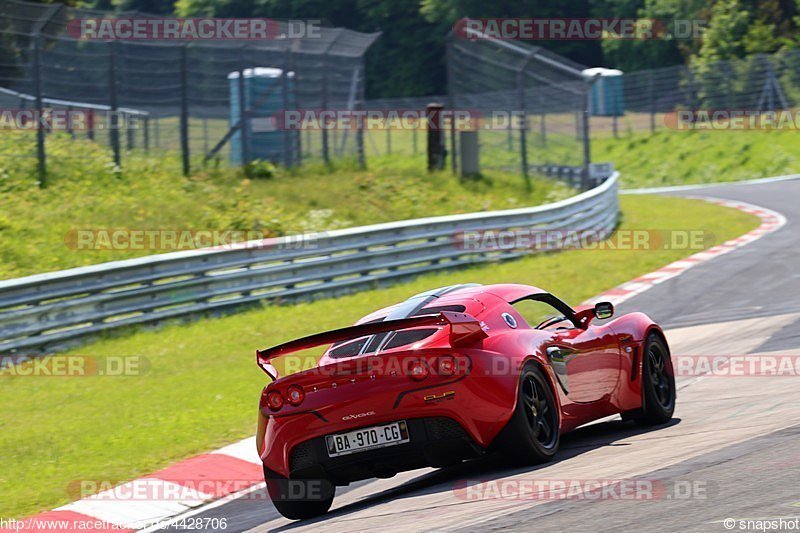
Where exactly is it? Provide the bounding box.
[632,333,676,425]
[495,362,560,464]
[263,465,334,520]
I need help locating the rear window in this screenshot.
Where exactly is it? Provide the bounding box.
[326,304,465,359]
[412,304,466,316]
[383,328,438,349]
[328,337,369,358]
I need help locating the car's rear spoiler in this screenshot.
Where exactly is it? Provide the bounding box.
[256,311,487,379]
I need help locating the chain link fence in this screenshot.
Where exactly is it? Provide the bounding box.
[447,23,595,190]
[590,51,800,136]
[0,0,378,184]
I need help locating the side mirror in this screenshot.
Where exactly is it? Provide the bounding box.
[594,301,614,320]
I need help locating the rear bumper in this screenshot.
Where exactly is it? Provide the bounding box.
[260,349,524,477]
[288,416,485,485]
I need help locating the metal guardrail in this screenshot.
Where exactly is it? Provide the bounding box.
[0,173,619,353]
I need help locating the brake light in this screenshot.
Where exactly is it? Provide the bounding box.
[286,385,305,406]
[437,356,457,376]
[266,390,284,411]
[408,360,429,381]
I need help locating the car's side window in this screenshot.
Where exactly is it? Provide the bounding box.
[512,298,570,329]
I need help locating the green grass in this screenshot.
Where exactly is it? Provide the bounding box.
[593,129,800,188]
[0,132,573,280]
[0,194,759,518]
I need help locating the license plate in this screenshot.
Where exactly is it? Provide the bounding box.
[326,421,409,457]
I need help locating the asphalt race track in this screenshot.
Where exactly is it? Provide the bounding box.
[185,179,800,532]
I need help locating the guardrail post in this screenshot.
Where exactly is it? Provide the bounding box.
[32,34,46,187]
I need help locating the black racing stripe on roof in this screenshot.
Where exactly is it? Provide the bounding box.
[383,283,481,321]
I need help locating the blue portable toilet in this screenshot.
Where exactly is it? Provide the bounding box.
[582,67,624,117]
[229,67,295,165]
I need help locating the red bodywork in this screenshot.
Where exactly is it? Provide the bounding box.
[255,283,665,479]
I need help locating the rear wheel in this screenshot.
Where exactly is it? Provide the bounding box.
[496,362,560,464]
[632,333,676,425]
[263,465,334,520]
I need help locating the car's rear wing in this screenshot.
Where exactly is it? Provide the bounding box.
[256,311,487,379]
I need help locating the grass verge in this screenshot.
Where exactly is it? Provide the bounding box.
[592,129,800,188]
[0,133,571,279]
[0,194,760,518]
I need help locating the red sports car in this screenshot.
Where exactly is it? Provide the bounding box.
[255,283,676,519]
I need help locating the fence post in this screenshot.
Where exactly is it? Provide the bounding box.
[725,62,734,109]
[426,102,445,171]
[281,49,293,167]
[32,34,46,186]
[539,93,547,147]
[179,45,190,175]
[648,69,655,132]
[154,116,159,149]
[581,84,591,191]
[126,113,135,150]
[108,41,121,168]
[446,39,457,174]
[357,57,366,169]
[87,109,95,141]
[143,115,149,152]
[66,105,75,139]
[237,51,249,167]
[516,61,530,191]
[386,127,391,155]
[320,53,330,164]
[202,117,208,154]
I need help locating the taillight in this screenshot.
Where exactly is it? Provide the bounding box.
[286,385,305,406]
[437,356,457,376]
[267,390,284,411]
[408,359,429,381]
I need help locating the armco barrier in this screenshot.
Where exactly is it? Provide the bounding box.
[0,173,619,353]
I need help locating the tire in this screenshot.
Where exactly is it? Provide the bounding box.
[495,362,560,464]
[632,333,676,425]
[263,465,334,520]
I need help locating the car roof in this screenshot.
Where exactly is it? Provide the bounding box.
[355,283,548,324]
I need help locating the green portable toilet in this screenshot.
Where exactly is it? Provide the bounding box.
[582,67,624,117]
[229,67,295,165]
